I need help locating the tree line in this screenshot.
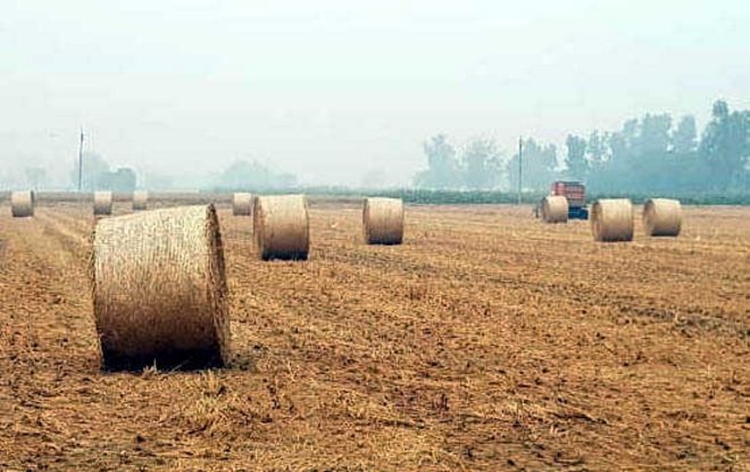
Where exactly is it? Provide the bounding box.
[414,100,750,195]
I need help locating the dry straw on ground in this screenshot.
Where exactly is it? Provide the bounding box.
[541,195,568,224]
[253,194,309,260]
[132,190,148,211]
[363,197,404,244]
[232,192,253,216]
[591,198,634,242]
[10,191,35,218]
[91,204,230,370]
[93,191,113,216]
[643,198,682,237]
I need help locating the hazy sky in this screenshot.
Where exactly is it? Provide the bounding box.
[2,0,749,187]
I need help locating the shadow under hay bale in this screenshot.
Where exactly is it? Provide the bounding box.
[11,190,35,217]
[363,197,404,245]
[253,194,309,260]
[591,198,634,242]
[643,198,682,237]
[541,195,568,223]
[232,192,253,216]
[91,204,230,371]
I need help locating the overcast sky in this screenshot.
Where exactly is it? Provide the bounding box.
[1,0,749,187]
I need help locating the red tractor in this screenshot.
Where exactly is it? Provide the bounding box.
[535,181,589,220]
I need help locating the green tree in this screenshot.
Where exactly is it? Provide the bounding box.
[673,115,697,154]
[507,138,558,191]
[462,137,504,189]
[219,160,297,189]
[71,152,110,190]
[564,135,588,180]
[699,100,750,190]
[414,134,461,189]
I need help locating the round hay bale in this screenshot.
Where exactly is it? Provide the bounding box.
[643,198,682,237]
[253,194,309,260]
[132,190,148,211]
[91,204,230,370]
[541,196,568,223]
[591,199,634,242]
[363,197,404,245]
[11,191,35,217]
[93,191,113,216]
[232,192,253,216]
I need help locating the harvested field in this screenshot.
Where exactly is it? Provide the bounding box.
[0,200,748,471]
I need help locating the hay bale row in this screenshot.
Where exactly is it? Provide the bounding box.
[363,197,404,244]
[591,197,682,242]
[232,192,253,216]
[541,196,568,224]
[253,194,310,260]
[10,191,35,217]
[92,204,229,370]
[93,191,113,216]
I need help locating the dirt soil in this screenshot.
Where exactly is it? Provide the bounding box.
[0,201,748,471]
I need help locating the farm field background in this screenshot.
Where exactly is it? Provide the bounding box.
[0,200,748,471]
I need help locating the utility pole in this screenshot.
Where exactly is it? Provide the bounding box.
[517,136,523,205]
[77,127,84,192]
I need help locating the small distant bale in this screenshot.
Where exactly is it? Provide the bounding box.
[232,193,253,216]
[253,194,309,260]
[91,205,230,370]
[133,190,148,211]
[541,196,568,223]
[363,197,404,244]
[643,198,682,237]
[591,199,634,242]
[11,191,35,217]
[93,191,113,216]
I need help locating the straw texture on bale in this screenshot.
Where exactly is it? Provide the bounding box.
[541,196,569,223]
[132,190,148,211]
[232,192,253,216]
[11,191,35,217]
[643,198,682,237]
[93,191,113,216]
[253,194,309,260]
[591,199,634,242]
[91,204,230,370]
[363,197,404,245]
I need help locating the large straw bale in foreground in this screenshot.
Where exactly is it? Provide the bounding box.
[93,191,113,216]
[92,205,230,370]
[591,199,634,242]
[643,198,682,237]
[10,191,35,217]
[363,197,404,244]
[253,194,309,260]
[132,190,148,211]
[232,192,253,216]
[541,196,568,223]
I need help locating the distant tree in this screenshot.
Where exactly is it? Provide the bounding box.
[586,130,608,166]
[414,134,462,189]
[462,137,504,189]
[672,115,697,154]
[699,100,750,190]
[218,159,297,190]
[507,138,558,191]
[100,168,137,192]
[71,152,110,190]
[564,135,588,180]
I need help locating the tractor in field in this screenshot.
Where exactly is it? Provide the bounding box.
[534,181,589,220]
